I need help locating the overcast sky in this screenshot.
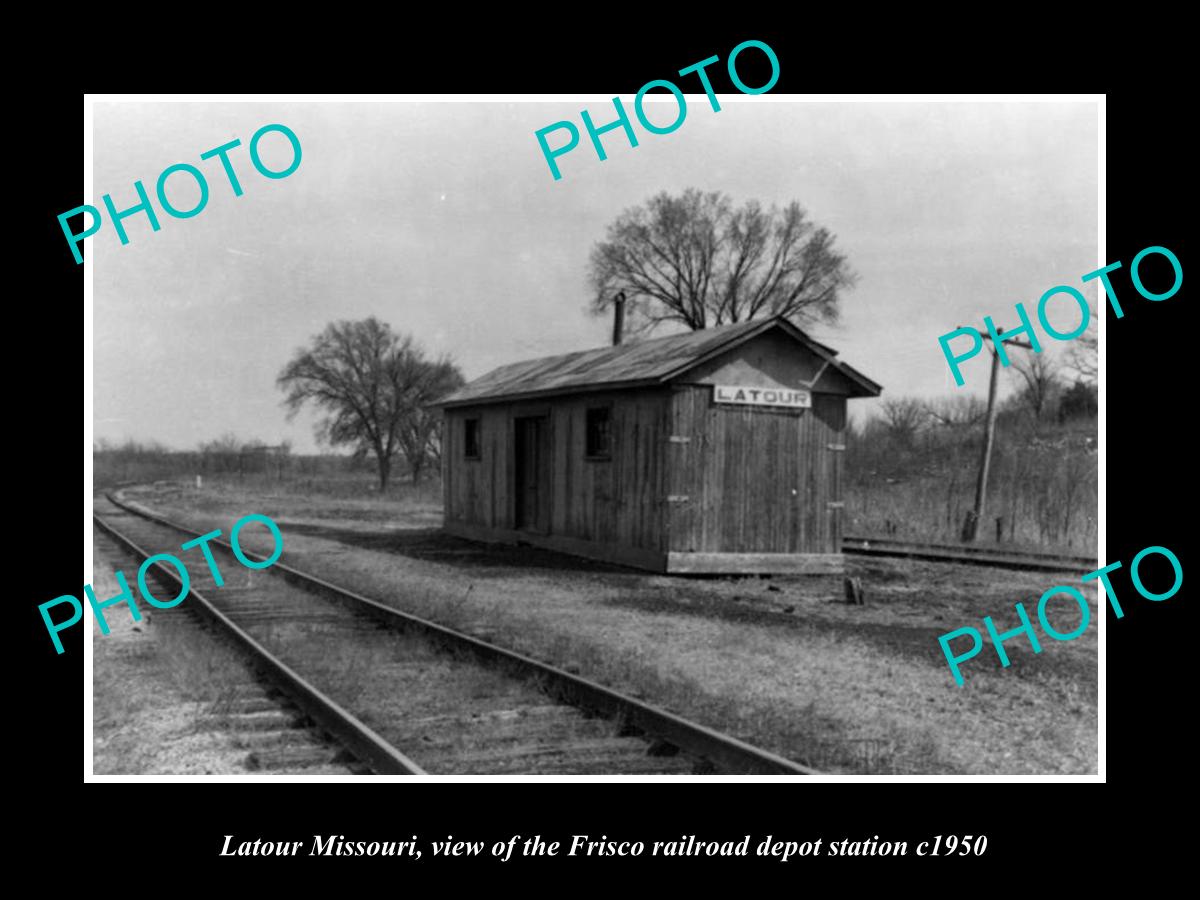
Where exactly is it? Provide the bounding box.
[92,99,1098,453]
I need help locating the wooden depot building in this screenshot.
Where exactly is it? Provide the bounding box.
[434,314,881,574]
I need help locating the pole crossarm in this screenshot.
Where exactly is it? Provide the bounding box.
[956,324,1034,352]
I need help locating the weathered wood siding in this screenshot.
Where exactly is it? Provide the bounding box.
[442,404,511,531]
[443,389,670,556]
[441,328,861,571]
[666,385,847,554]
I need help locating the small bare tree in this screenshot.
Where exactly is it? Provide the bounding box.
[198,432,243,474]
[199,432,242,454]
[1058,379,1098,422]
[1067,309,1098,383]
[1011,353,1062,422]
[878,397,927,444]
[923,395,987,428]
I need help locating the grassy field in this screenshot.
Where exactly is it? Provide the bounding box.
[114,476,1098,775]
[846,413,1097,554]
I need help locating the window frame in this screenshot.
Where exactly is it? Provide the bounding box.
[463,417,481,460]
[584,405,613,461]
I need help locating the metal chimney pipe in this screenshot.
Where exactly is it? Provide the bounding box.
[612,292,626,346]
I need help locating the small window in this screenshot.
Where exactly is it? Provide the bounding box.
[464,418,481,459]
[585,407,612,459]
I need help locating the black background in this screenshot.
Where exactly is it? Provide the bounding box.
[19,21,1188,885]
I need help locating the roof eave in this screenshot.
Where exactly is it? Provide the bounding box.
[830,359,883,397]
[434,377,667,409]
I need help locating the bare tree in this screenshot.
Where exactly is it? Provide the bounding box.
[588,189,857,334]
[1067,309,1098,383]
[396,358,464,484]
[198,431,243,474]
[199,432,242,454]
[923,395,987,428]
[276,318,462,491]
[1011,353,1062,421]
[878,397,927,444]
[1058,379,1098,423]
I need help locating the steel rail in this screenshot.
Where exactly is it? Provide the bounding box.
[105,492,819,776]
[93,510,427,776]
[842,535,1094,574]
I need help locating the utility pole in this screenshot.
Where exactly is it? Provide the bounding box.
[962,326,1033,543]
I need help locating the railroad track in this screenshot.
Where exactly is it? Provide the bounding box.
[95,493,817,776]
[842,534,1095,574]
[92,527,373,775]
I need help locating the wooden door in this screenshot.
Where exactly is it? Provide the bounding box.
[514,416,550,532]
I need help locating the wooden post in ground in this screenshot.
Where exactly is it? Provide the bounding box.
[962,326,1033,543]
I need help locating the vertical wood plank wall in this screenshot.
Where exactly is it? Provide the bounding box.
[666,386,847,554]
[443,389,669,553]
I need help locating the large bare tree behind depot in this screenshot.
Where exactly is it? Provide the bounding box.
[277,318,463,490]
[588,188,857,334]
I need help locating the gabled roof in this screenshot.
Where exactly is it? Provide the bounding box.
[435,315,882,408]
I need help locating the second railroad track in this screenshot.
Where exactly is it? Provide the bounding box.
[842,534,1094,574]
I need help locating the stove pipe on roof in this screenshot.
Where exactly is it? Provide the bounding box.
[612,292,626,346]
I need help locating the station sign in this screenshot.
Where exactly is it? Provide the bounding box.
[713,385,812,409]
